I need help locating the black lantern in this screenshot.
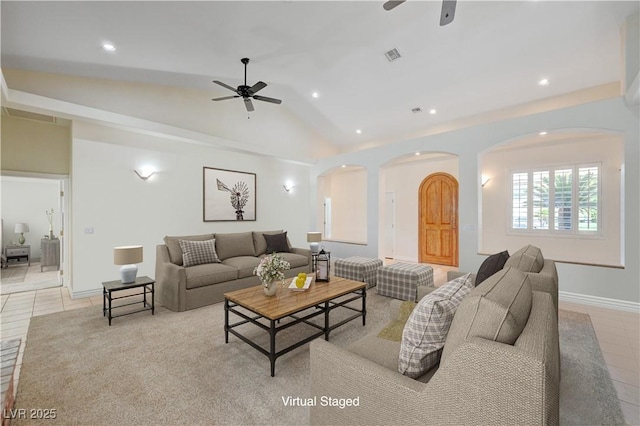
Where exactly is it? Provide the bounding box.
[316,248,330,282]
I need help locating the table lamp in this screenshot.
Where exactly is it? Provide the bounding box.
[15,223,29,245]
[114,245,143,283]
[307,232,322,254]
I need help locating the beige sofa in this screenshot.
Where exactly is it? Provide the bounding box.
[155,231,311,311]
[310,248,559,425]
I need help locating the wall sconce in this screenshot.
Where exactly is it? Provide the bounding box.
[481,175,491,187]
[283,180,295,192]
[134,166,156,181]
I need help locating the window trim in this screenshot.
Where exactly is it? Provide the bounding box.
[509,162,601,237]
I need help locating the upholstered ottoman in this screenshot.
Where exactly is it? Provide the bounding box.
[377,263,434,301]
[334,256,383,288]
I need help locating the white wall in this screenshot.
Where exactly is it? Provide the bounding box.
[317,167,367,244]
[481,134,623,266]
[1,176,61,260]
[70,122,311,297]
[312,97,639,305]
[381,155,459,262]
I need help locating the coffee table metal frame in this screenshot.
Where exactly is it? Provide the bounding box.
[224,278,366,377]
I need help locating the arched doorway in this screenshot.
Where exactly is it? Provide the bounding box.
[418,172,458,266]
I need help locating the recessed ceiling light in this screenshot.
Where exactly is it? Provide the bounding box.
[539,131,548,136]
[538,78,549,86]
[429,109,437,115]
[356,129,362,134]
[102,43,116,52]
[341,165,347,168]
[415,152,421,156]
[312,92,319,98]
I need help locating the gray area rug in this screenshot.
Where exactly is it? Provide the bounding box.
[559,309,625,425]
[14,295,625,425]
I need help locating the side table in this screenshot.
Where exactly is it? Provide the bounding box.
[5,245,30,267]
[102,276,155,326]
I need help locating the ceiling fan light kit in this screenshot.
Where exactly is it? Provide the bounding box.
[212,57,282,113]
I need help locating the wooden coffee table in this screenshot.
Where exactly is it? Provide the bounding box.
[224,276,366,376]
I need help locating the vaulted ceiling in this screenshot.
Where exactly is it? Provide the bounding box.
[1,1,638,154]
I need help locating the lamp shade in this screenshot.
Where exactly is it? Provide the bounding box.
[307,232,322,243]
[114,246,143,265]
[14,223,29,233]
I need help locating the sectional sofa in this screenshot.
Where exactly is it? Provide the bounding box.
[310,246,560,425]
[155,230,311,311]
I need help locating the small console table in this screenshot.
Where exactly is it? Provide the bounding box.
[102,276,155,326]
[5,245,30,267]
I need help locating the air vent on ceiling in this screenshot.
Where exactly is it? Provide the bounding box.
[2,107,57,124]
[384,48,402,62]
[411,107,422,113]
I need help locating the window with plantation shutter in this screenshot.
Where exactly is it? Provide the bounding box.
[510,164,600,236]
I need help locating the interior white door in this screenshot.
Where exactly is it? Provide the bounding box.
[384,192,396,259]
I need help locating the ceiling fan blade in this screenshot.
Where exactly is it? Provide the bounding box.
[244,98,255,112]
[212,80,238,93]
[383,0,406,11]
[249,81,267,94]
[440,0,456,26]
[211,95,240,101]
[253,95,282,105]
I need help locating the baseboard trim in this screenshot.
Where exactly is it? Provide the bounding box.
[394,256,418,263]
[559,291,640,313]
[71,288,102,300]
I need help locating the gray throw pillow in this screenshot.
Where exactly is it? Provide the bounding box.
[475,250,510,286]
[263,232,290,253]
[179,239,221,267]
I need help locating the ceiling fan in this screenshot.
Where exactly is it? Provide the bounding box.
[383,0,457,26]
[212,58,282,112]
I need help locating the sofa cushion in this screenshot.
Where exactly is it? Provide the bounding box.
[164,234,214,266]
[504,244,544,273]
[184,263,239,289]
[263,232,290,253]
[398,274,473,379]
[222,256,262,279]
[441,267,533,364]
[475,250,510,286]
[276,252,308,269]
[253,230,284,256]
[179,239,221,267]
[214,232,256,260]
[348,334,402,372]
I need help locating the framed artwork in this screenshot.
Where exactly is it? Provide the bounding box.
[203,167,256,221]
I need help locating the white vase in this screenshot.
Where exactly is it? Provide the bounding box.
[263,279,277,296]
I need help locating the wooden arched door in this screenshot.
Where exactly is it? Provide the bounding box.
[418,173,458,266]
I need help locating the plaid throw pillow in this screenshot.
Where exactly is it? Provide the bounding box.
[398,273,473,378]
[179,239,221,267]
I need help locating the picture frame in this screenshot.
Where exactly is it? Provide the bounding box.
[203,167,256,221]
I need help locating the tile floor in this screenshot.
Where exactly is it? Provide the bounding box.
[1,265,639,424]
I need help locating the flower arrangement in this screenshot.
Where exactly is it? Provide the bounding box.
[45,208,54,236]
[253,253,290,286]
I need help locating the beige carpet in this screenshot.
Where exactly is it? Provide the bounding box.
[14,295,624,425]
